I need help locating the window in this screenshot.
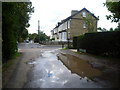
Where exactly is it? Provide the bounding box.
[64,32,66,40]
[68,32,70,39]
[83,22,86,28]
[62,32,66,40]
[68,20,71,28]
[82,11,86,17]
[59,33,62,41]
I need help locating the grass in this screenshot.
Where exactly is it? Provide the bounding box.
[11,52,20,60]
[61,47,69,50]
[2,52,20,72]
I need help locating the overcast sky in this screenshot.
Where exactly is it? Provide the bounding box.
[27,0,118,36]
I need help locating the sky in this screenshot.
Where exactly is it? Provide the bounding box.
[27,0,118,36]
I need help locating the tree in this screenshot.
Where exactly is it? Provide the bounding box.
[34,35,40,43]
[21,28,29,40]
[109,27,114,31]
[97,27,108,32]
[98,27,120,32]
[2,2,34,63]
[114,24,120,31]
[34,31,49,43]
[29,33,38,41]
[105,1,120,22]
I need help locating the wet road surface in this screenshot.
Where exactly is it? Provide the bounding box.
[24,43,104,88]
[3,43,119,88]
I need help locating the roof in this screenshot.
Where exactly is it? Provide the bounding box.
[54,8,98,29]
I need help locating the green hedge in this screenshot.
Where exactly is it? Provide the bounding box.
[73,36,78,49]
[74,31,120,57]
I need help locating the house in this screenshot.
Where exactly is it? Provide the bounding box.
[51,8,98,42]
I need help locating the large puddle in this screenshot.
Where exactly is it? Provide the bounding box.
[57,53,102,78]
[25,51,104,88]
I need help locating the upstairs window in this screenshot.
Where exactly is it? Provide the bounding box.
[83,22,86,28]
[82,11,86,17]
[68,20,71,28]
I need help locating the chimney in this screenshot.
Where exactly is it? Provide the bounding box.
[71,10,79,15]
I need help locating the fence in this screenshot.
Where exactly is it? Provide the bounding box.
[39,41,73,48]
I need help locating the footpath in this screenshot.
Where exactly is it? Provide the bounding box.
[2,49,41,88]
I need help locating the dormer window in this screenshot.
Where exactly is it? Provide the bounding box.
[82,11,86,17]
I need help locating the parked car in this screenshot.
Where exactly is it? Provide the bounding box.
[25,40,29,43]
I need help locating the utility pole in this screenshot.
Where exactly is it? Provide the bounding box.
[38,20,40,35]
[37,20,40,43]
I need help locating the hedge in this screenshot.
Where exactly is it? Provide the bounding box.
[73,36,78,49]
[73,31,120,57]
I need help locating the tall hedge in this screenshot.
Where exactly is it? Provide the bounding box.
[74,31,120,57]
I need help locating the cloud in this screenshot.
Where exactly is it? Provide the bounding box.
[28,0,118,36]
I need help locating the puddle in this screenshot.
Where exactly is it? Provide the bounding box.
[27,61,37,65]
[57,53,102,78]
[24,51,104,88]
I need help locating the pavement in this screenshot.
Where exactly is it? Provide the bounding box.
[2,43,120,88]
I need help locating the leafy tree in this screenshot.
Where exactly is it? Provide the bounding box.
[109,27,114,31]
[105,1,120,22]
[98,27,120,32]
[34,31,50,43]
[34,35,40,43]
[46,35,50,41]
[2,2,34,63]
[29,33,38,41]
[114,24,120,31]
[21,28,29,40]
[97,27,108,32]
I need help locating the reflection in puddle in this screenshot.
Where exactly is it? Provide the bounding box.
[48,72,53,77]
[25,51,103,88]
[57,53,102,78]
[27,61,37,65]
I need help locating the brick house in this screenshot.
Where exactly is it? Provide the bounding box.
[51,8,98,42]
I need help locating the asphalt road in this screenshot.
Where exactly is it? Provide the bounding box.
[3,43,120,88]
[23,43,103,88]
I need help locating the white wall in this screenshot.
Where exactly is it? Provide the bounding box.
[58,20,70,32]
[53,20,71,41]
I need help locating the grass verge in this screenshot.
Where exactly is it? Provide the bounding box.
[2,52,20,72]
[60,47,69,50]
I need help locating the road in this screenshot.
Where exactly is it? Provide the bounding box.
[24,45,102,88]
[3,43,120,88]
[21,43,102,88]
